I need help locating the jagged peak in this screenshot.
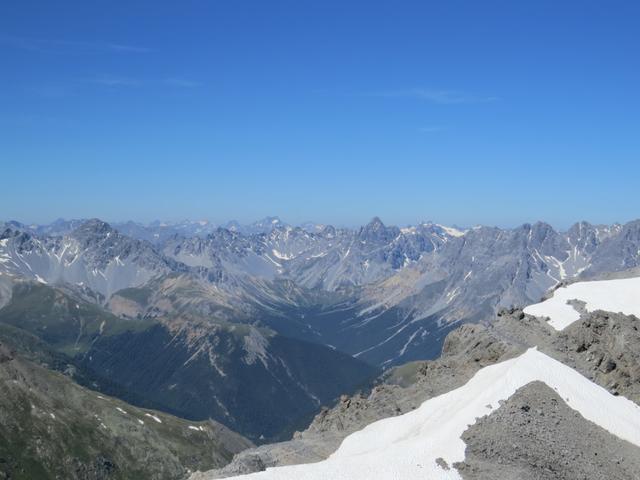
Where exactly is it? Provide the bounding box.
[365,216,385,230]
[69,219,117,244]
[74,218,113,233]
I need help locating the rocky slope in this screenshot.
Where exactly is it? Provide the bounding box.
[193,300,640,479]
[456,381,640,480]
[193,321,517,478]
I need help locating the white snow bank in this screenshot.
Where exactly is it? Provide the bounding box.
[524,276,640,330]
[271,249,295,260]
[145,413,162,423]
[224,349,640,480]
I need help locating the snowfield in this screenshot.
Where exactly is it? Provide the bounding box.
[224,348,640,480]
[523,276,640,330]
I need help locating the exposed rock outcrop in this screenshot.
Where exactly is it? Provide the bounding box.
[456,381,640,480]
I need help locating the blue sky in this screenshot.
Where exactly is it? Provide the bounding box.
[1,0,639,228]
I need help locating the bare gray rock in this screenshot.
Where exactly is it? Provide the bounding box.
[456,381,640,480]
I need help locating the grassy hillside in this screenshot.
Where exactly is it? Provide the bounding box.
[0,282,154,356]
[0,342,252,480]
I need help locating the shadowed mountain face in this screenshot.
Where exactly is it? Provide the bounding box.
[81,322,379,440]
[0,341,252,480]
[0,282,377,442]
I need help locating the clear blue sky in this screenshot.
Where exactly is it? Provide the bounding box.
[1,0,639,228]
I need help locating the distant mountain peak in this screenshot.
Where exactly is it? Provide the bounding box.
[73,218,114,237]
[367,216,385,229]
[358,217,400,243]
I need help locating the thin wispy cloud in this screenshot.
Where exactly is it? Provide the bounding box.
[87,75,143,87]
[163,78,203,88]
[30,84,73,99]
[0,113,72,128]
[28,77,142,98]
[86,76,203,88]
[40,76,204,93]
[0,35,151,54]
[367,88,498,105]
[106,44,151,54]
[418,126,444,133]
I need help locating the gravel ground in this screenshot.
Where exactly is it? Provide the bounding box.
[456,381,640,480]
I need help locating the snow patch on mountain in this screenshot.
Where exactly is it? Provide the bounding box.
[271,249,295,261]
[222,348,640,480]
[436,224,466,238]
[524,276,640,330]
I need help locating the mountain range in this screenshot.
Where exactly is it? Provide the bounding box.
[1,216,640,478]
[2,217,639,367]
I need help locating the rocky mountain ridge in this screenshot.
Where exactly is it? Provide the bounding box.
[2,218,639,367]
